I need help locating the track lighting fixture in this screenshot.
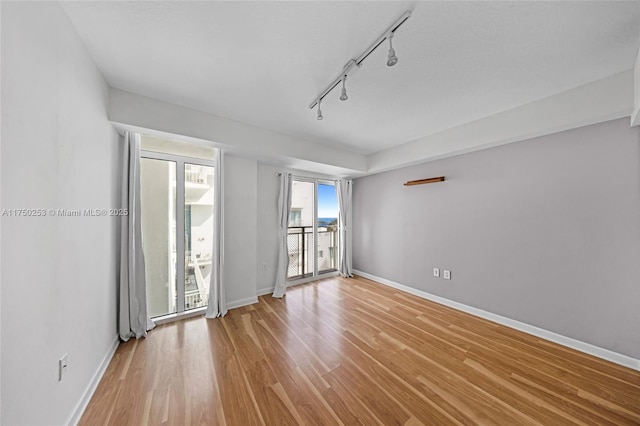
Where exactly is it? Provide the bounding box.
[386,32,398,67]
[340,75,348,101]
[309,11,411,119]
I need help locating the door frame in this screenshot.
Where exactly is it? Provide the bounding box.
[287,177,340,287]
[141,149,215,318]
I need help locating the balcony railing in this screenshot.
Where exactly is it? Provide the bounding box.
[185,164,212,185]
[185,290,207,310]
[287,226,338,279]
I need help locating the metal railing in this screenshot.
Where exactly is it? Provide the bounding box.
[287,226,338,279]
[185,289,207,310]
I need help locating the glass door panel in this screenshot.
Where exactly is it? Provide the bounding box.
[288,180,315,279]
[140,158,177,318]
[184,164,215,310]
[317,183,339,274]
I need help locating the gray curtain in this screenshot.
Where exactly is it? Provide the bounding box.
[119,131,155,341]
[206,149,227,318]
[336,179,353,277]
[273,173,292,298]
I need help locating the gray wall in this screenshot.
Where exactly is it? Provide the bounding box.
[353,118,640,359]
[1,2,120,424]
[256,163,281,294]
[224,155,258,305]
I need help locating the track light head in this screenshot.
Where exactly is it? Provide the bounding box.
[387,32,398,67]
[317,99,323,120]
[387,48,398,67]
[340,75,348,101]
[340,87,348,101]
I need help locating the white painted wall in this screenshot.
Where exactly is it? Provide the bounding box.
[109,70,633,180]
[224,155,258,306]
[368,71,633,174]
[1,3,119,424]
[109,89,368,173]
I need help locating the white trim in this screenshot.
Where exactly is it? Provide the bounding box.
[153,307,207,325]
[66,337,120,426]
[226,296,259,310]
[287,270,340,287]
[153,294,261,323]
[140,150,215,166]
[353,270,640,372]
[259,271,341,297]
[140,149,216,315]
[257,287,275,296]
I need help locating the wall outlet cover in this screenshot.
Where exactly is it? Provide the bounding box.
[443,270,451,280]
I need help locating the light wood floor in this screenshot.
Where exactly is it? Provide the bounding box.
[81,276,640,425]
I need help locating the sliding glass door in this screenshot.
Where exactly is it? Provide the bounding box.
[140,158,177,317]
[139,137,215,318]
[287,179,339,280]
[183,163,215,311]
[317,183,339,274]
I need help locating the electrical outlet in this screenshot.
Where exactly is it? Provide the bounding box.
[443,270,451,280]
[433,268,440,277]
[59,353,68,381]
[261,262,267,271]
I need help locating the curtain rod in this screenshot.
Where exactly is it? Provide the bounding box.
[274,172,343,182]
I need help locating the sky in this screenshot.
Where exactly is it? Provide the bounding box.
[317,183,338,218]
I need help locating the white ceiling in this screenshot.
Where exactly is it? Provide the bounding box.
[61,1,640,156]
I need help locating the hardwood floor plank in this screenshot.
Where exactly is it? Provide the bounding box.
[325,364,412,425]
[80,276,640,425]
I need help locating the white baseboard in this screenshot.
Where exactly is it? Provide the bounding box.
[257,287,274,296]
[226,296,259,310]
[353,270,640,372]
[287,271,340,287]
[65,295,257,425]
[67,336,120,426]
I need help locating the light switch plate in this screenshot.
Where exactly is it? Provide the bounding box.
[433,268,440,277]
[59,353,68,381]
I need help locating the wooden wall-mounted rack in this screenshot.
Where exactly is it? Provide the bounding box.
[403,176,445,186]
